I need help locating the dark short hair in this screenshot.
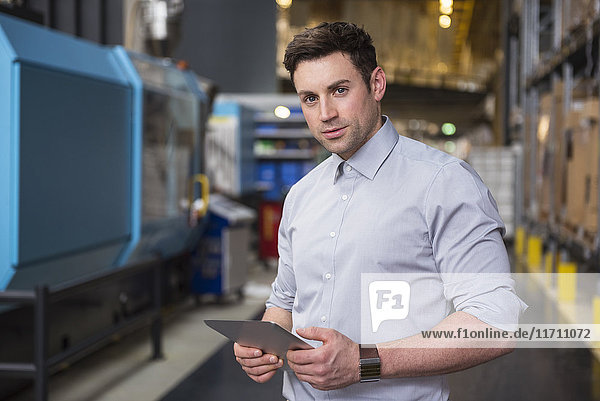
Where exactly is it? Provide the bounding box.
[283,22,377,89]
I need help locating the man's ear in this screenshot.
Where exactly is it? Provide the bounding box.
[370,67,386,102]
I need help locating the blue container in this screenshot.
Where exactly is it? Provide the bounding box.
[191,194,255,296]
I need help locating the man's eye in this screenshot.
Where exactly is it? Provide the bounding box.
[335,88,347,94]
[305,95,317,103]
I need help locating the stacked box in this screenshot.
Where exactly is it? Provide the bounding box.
[563,0,600,39]
[565,107,586,227]
[534,83,566,223]
[552,82,566,221]
[565,99,599,230]
[468,147,516,238]
[582,100,600,233]
[537,93,553,221]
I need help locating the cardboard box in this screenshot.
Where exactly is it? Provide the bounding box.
[538,93,553,221]
[563,0,595,36]
[566,98,599,230]
[552,81,566,221]
[582,99,599,233]
[583,122,598,233]
[565,111,587,227]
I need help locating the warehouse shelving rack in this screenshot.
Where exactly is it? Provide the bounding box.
[511,0,600,268]
[509,0,600,361]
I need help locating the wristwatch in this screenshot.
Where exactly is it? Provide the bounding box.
[359,344,381,383]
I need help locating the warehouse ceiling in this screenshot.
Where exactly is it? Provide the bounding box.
[276,0,501,93]
[276,0,503,143]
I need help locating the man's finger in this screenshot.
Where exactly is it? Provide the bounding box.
[238,354,282,368]
[286,347,319,366]
[241,358,284,376]
[233,342,263,358]
[248,369,278,384]
[296,326,332,342]
[287,358,317,375]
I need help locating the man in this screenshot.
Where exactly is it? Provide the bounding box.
[235,22,525,400]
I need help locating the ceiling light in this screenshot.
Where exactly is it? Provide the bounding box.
[276,0,292,9]
[439,15,452,29]
[440,0,453,8]
[274,105,291,119]
[441,123,456,136]
[440,4,453,14]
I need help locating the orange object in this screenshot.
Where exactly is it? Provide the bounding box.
[176,59,189,70]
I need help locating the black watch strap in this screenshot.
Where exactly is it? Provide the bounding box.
[359,344,381,383]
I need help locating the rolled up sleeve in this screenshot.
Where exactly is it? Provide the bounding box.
[425,161,527,330]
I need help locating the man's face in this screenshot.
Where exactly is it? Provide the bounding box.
[293,52,385,160]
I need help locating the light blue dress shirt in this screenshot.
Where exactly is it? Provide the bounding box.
[266,117,526,401]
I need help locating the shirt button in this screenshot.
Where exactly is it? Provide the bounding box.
[341,194,348,201]
[325,273,332,280]
[346,165,352,172]
[321,315,327,323]
[329,231,336,237]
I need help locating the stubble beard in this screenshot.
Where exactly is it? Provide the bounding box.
[317,107,381,159]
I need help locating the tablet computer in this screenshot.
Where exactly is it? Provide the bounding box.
[204,319,313,358]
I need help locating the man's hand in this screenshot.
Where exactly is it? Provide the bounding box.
[234,342,283,383]
[286,327,360,391]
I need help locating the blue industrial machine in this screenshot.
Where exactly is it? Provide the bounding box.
[0,15,142,290]
[0,13,210,290]
[0,13,213,399]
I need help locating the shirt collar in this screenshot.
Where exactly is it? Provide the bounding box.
[331,116,399,183]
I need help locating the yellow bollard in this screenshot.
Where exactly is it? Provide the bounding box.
[527,235,543,272]
[594,296,600,324]
[557,261,577,302]
[593,296,600,352]
[515,227,525,257]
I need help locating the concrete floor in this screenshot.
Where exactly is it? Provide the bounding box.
[5,261,277,401]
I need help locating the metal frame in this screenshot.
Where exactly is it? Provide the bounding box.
[0,258,164,401]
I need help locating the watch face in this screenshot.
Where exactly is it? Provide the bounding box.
[360,358,381,382]
[359,344,381,382]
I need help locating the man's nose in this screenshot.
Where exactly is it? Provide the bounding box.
[319,98,337,122]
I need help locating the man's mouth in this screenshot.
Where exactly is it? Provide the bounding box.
[322,126,346,139]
